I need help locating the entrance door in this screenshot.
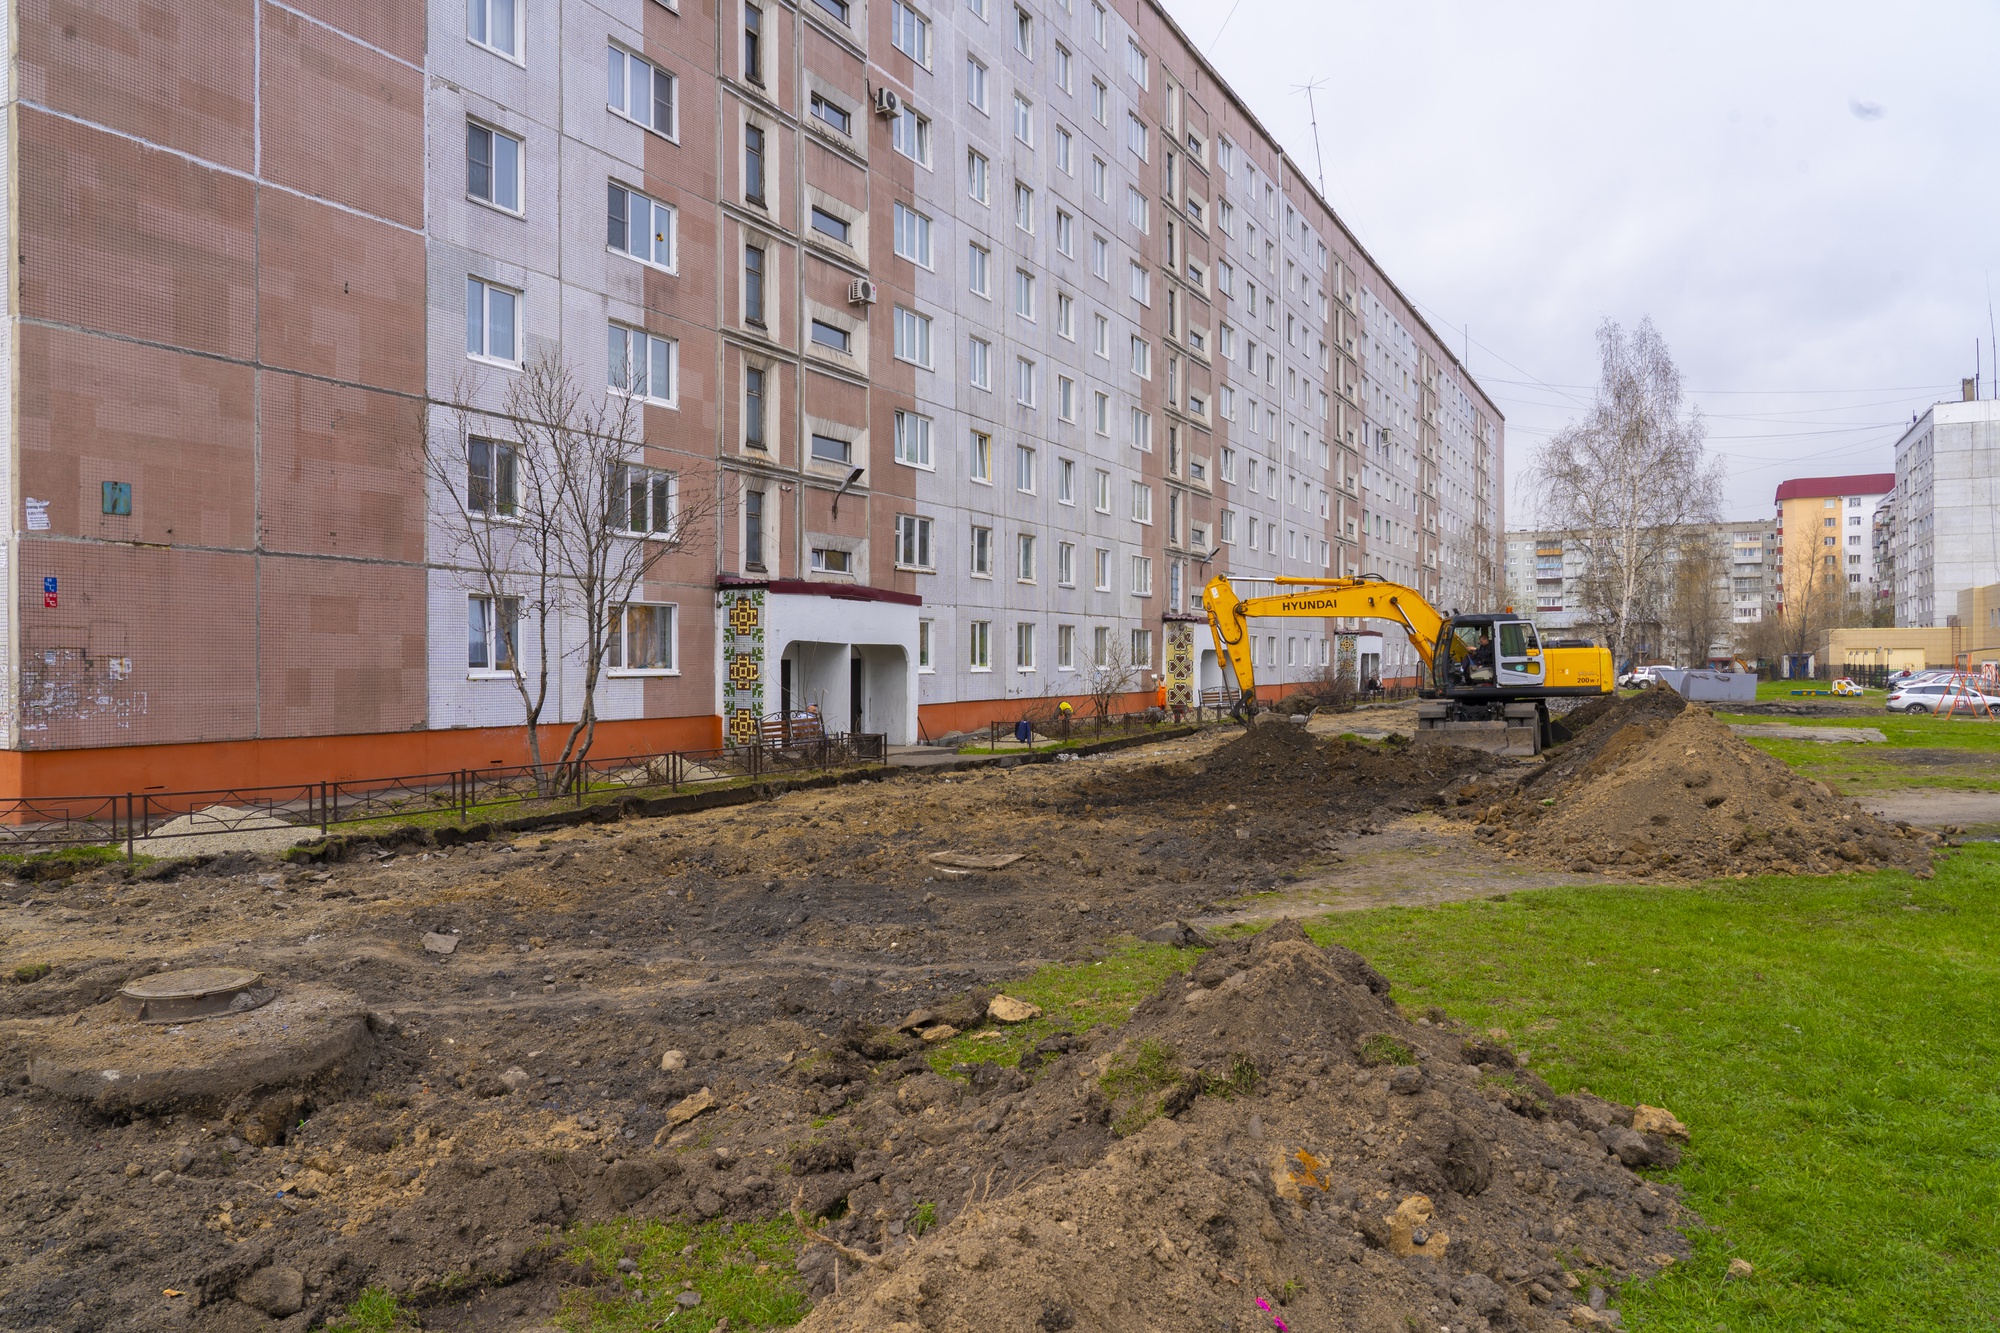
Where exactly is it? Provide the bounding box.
[850,655,865,734]
[781,658,794,716]
[1496,621,1545,687]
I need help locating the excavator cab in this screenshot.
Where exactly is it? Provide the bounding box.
[1431,615,1544,699]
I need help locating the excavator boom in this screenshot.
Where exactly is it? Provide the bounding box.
[1201,575,1445,703]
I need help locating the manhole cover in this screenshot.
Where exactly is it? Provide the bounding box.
[118,967,274,1022]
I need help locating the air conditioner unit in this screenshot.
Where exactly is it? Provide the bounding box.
[873,87,902,116]
[848,277,878,306]
[1377,427,1392,445]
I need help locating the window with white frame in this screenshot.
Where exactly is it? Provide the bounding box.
[1093,467,1111,512]
[1014,94,1035,145]
[1091,234,1110,278]
[468,594,520,671]
[810,546,852,574]
[1057,375,1077,421]
[608,46,676,137]
[1056,456,1076,504]
[1057,623,1075,669]
[1091,155,1108,199]
[890,0,931,64]
[1091,78,1108,124]
[809,431,852,464]
[1057,539,1075,586]
[1127,186,1148,231]
[1056,292,1075,338]
[1056,209,1074,255]
[1092,623,1109,666]
[894,306,933,367]
[1131,626,1152,666]
[1218,508,1235,543]
[811,0,851,23]
[1014,268,1037,319]
[1092,0,1107,43]
[1093,390,1109,433]
[1130,556,1152,596]
[609,463,677,536]
[609,603,678,672]
[1126,38,1148,86]
[969,619,992,669]
[1016,621,1036,669]
[1017,532,1036,582]
[1015,444,1036,493]
[894,409,933,467]
[968,336,992,388]
[970,429,992,482]
[1129,261,1150,305]
[1130,337,1151,378]
[809,318,851,353]
[1014,4,1033,54]
[893,202,932,265]
[1055,126,1073,175]
[1219,385,1235,419]
[1014,182,1035,231]
[1130,481,1152,523]
[967,149,990,203]
[918,618,933,670]
[808,205,851,245]
[607,182,674,268]
[467,437,518,516]
[468,0,520,59]
[966,55,989,111]
[1219,445,1236,481]
[895,513,934,569]
[466,121,522,212]
[970,525,993,576]
[1093,313,1109,356]
[1094,547,1111,590]
[1126,112,1147,159]
[609,324,677,404]
[1055,42,1073,91]
[967,242,991,296]
[466,277,519,364]
[893,104,932,164]
[809,93,852,136]
[1015,356,1036,405]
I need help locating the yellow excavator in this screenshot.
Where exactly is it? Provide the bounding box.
[1200,573,1614,755]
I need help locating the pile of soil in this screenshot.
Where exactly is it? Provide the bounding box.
[1457,691,1937,879]
[789,921,1690,1333]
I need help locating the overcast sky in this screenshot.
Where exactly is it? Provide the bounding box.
[1164,0,1997,524]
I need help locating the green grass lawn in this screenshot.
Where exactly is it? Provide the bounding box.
[1309,848,2000,1331]
[1717,708,2000,792]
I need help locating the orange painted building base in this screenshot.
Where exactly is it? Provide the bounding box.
[917,689,1175,740]
[0,715,724,804]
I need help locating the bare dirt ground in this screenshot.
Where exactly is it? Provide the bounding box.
[0,703,1873,1332]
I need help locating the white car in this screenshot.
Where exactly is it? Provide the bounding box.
[1885,681,2000,714]
[1618,666,1665,688]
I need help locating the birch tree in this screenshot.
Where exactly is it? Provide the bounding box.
[1535,319,1723,667]
[426,348,716,790]
[1665,528,1728,667]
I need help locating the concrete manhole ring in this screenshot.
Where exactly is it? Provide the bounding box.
[118,966,275,1022]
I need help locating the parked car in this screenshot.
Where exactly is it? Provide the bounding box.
[1886,681,2000,714]
[1617,666,1666,688]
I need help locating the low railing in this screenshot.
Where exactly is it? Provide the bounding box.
[0,733,890,859]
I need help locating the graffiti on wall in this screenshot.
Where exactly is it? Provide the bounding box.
[720,588,765,746]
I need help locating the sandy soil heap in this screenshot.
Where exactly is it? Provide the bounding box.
[1454,690,1937,879]
[791,921,1689,1333]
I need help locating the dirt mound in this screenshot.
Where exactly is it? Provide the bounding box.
[791,921,1690,1332]
[1461,692,1936,879]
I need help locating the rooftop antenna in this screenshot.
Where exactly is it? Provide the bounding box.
[1988,271,1997,399]
[1293,77,1330,197]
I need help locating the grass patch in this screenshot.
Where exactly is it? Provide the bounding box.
[909,1200,938,1237]
[323,1287,417,1332]
[9,962,51,985]
[1306,847,2000,1331]
[557,1217,809,1332]
[1356,1032,1418,1067]
[1098,1038,1188,1137]
[924,937,1205,1075]
[1718,708,2000,792]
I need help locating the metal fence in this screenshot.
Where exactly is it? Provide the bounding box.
[0,733,890,859]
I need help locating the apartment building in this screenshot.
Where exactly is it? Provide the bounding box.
[1771,472,1893,621]
[1889,397,2000,627]
[0,0,1500,797]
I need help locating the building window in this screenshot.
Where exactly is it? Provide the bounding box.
[1014,5,1033,54]
[1016,621,1036,669]
[1130,407,1151,450]
[1056,456,1076,504]
[1126,37,1148,86]
[894,409,934,467]
[468,0,519,59]
[609,463,677,536]
[743,3,764,83]
[1218,508,1235,543]
[967,56,989,111]
[1093,468,1110,512]
[1057,623,1075,670]
[1126,112,1147,159]
[743,245,767,325]
[608,46,677,137]
[1130,338,1151,379]
[809,93,852,136]
[468,594,520,672]
[1094,547,1111,591]
[970,430,992,482]
[918,618,933,670]
[1057,540,1075,586]
[896,514,935,569]
[809,205,850,245]
[1129,261,1150,305]
[466,277,519,364]
[968,336,991,388]
[969,620,992,669]
[608,324,676,404]
[1091,155,1108,199]
[967,149,990,203]
[1055,127,1074,175]
[1131,627,1152,667]
[809,432,851,464]
[894,202,933,265]
[467,438,517,516]
[968,241,991,295]
[1130,481,1152,524]
[1057,375,1077,421]
[811,0,850,24]
[1091,234,1110,279]
[894,306,933,367]
[741,488,768,569]
[1219,445,1235,481]
[1056,209,1074,255]
[1015,356,1037,406]
[466,122,522,212]
[1014,269,1037,319]
[810,546,852,574]
[1017,532,1037,582]
[1093,623,1109,666]
[609,603,678,672]
[1014,182,1035,232]
[893,105,932,164]
[890,0,931,64]
[1056,292,1075,338]
[1127,186,1148,231]
[809,319,851,354]
[1014,94,1035,145]
[1093,390,1109,434]
[1091,78,1108,124]
[608,183,674,268]
[744,125,767,204]
[1016,444,1036,493]
[1055,41,1074,90]
[970,525,993,575]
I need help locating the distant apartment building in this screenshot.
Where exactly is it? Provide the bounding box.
[1890,397,2000,626]
[0,0,1500,797]
[1771,473,1893,620]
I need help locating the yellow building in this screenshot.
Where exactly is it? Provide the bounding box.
[1774,473,1895,614]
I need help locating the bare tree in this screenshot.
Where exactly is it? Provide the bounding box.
[425,348,716,790]
[1665,528,1728,667]
[1535,319,1724,669]
[1082,640,1137,732]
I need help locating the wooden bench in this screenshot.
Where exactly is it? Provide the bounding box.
[759,713,825,746]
